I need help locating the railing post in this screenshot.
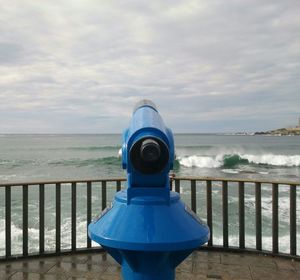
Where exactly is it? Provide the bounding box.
[206,180,213,246]
[56,183,61,253]
[23,184,28,257]
[191,180,196,213]
[290,184,296,256]
[116,180,121,192]
[102,181,107,210]
[255,182,262,251]
[272,183,279,254]
[71,182,77,252]
[5,186,11,257]
[238,181,245,249]
[222,181,228,248]
[175,179,180,193]
[39,184,45,254]
[87,181,92,248]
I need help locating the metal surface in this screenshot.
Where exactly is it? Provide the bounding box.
[206,180,213,247]
[39,184,45,254]
[175,179,180,193]
[71,182,77,252]
[191,180,196,213]
[23,185,28,257]
[255,182,262,251]
[272,183,279,254]
[87,181,92,248]
[290,184,297,256]
[5,186,11,257]
[239,182,245,249]
[101,181,106,211]
[222,181,228,248]
[56,183,61,253]
[116,180,121,192]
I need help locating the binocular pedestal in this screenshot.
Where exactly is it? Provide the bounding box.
[89,190,209,280]
[118,250,190,280]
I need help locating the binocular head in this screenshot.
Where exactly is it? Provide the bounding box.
[121,100,174,188]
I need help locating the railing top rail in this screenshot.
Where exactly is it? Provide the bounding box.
[0,178,127,188]
[172,176,300,186]
[0,176,299,187]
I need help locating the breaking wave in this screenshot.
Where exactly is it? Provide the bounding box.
[179,154,300,168]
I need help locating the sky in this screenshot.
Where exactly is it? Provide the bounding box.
[0,0,299,133]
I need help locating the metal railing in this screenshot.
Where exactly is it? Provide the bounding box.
[0,176,299,261]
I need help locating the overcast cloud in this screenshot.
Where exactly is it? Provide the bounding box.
[0,0,299,133]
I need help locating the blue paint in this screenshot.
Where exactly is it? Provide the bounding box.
[89,100,210,280]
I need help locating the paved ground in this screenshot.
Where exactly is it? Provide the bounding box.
[0,250,299,280]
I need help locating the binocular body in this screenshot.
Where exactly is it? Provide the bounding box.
[88,100,209,280]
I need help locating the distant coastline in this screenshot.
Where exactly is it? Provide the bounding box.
[254,127,300,136]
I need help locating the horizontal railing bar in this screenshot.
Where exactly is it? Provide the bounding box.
[1,246,299,263]
[0,178,127,187]
[1,176,299,188]
[197,246,300,261]
[171,176,300,186]
[0,247,104,262]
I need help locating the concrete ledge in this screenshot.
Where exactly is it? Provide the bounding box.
[0,250,299,280]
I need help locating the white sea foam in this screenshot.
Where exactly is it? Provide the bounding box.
[179,155,223,168]
[0,219,5,254]
[242,154,300,166]
[179,154,300,168]
[221,169,240,174]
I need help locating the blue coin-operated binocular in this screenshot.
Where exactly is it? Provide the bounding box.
[89,100,209,280]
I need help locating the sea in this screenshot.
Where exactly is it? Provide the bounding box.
[0,134,299,256]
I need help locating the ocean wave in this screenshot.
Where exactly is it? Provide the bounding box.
[242,154,300,167]
[176,145,214,149]
[49,156,121,167]
[179,154,300,168]
[0,159,33,168]
[179,155,222,168]
[221,169,241,174]
[66,146,120,151]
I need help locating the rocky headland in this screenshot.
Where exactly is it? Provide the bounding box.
[255,127,300,136]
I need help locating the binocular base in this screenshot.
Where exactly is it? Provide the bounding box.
[104,248,192,280]
[89,190,210,279]
[121,259,175,280]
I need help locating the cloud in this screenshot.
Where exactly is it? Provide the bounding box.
[0,0,299,133]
